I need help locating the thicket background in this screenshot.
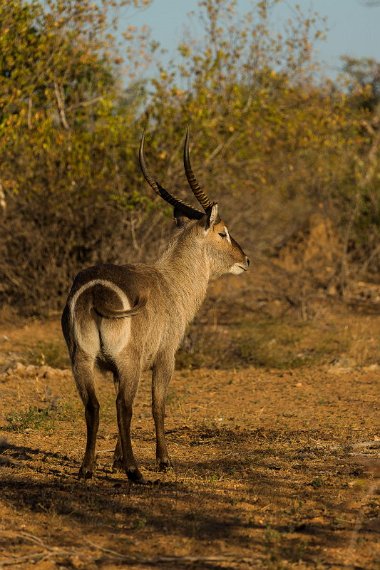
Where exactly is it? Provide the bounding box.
[1,0,380,316]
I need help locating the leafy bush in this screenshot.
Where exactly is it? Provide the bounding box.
[0,0,160,313]
[0,0,380,315]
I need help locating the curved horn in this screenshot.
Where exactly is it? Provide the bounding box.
[139,133,204,220]
[184,126,213,212]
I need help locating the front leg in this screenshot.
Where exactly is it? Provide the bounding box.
[112,437,123,472]
[152,351,175,471]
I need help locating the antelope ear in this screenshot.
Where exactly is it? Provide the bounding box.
[173,206,188,228]
[205,203,219,230]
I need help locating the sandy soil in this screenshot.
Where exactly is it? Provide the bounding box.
[0,319,379,569]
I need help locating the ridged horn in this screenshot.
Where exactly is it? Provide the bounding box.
[184,126,213,212]
[139,133,204,220]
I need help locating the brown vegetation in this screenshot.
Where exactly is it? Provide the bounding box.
[0,0,380,315]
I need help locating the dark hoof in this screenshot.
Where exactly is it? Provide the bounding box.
[78,465,94,480]
[131,477,160,486]
[127,467,147,484]
[133,478,150,485]
[157,458,173,472]
[112,457,124,473]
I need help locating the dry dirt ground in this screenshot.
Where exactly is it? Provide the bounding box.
[0,317,379,570]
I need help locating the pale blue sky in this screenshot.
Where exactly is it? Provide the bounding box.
[130,0,380,77]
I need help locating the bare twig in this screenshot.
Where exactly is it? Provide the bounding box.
[19,531,50,548]
[0,532,81,568]
[204,132,238,166]
[66,96,103,111]
[54,81,70,130]
[84,539,126,559]
[0,182,6,213]
[27,96,33,130]
[130,218,139,251]
[0,552,50,567]
[84,539,260,566]
[359,242,380,275]
[0,545,69,568]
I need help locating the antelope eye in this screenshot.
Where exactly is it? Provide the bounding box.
[218,232,227,238]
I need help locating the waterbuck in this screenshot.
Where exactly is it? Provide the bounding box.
[61,129,249,484]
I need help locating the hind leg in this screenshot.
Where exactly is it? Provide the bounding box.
[112,436,123,472]
[115,358,145,483]
[72,352,100,479]
[112,377,123,472]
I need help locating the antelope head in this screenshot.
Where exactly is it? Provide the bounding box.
[139,128,249,277]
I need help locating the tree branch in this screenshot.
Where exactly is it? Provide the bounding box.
[54,81,70,130]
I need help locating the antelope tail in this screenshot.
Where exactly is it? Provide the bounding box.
[93,296,147,319]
